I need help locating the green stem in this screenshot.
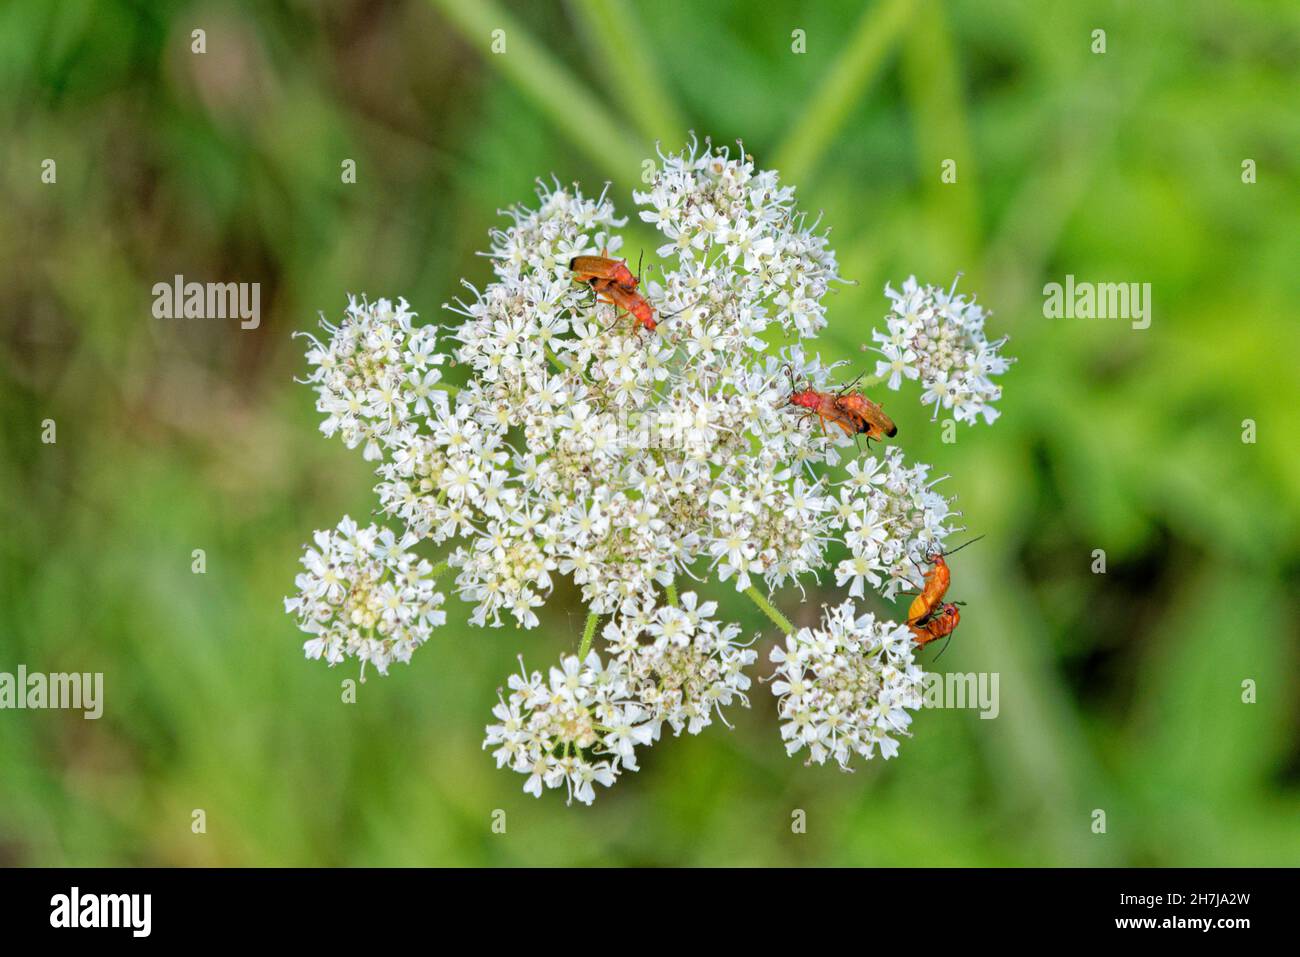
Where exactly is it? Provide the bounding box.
[577,611,601,659]
[546,345,576,376]
[665,582,679,607]
[430,559,450,578]
[744,584,794,634]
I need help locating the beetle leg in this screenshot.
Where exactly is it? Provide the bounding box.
[597,307,627,335]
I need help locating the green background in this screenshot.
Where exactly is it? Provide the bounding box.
[2,0,1298,866]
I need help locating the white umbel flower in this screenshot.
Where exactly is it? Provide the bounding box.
[292,139,1013,801]
[601,593,758,737]
[867,275,1013,425]
[297,296,447,460]
[634,137,843,339]
[769,601,924,770]
[436,150,864,624]
[829,446,962,599]
[483,652,654,805]
[284,515,446,677]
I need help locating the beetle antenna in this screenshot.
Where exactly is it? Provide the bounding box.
[772,365,796,409]
[941,534,986,557]
[838,370,866,396]
[658,298,699,321]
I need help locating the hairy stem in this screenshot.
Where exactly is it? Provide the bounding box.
[853,371,886,389]
[577,611,601,659]
[665,581,679,607]
[744,584,794,634]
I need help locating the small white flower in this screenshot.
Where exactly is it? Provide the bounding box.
[296,296,443,457]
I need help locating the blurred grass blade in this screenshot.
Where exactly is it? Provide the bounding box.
[982,60,1153,319]
[960,558,1118,864]
[899,0,980,263]
[569,0,687,145]
[430,0,643,180]
[773,0,916,181]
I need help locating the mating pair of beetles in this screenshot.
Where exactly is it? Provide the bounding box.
[904,537,983,655]
[569,252,898,445]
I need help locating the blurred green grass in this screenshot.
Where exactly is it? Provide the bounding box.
[1,0,1298,866]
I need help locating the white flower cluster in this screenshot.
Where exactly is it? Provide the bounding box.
[634,139,842,339]
[830,447,962,602]
[484,590,757,804]
[438,140,870,627]
[289,139,1010,800]
[769,601,924,769]
[868,275,1013,425]
[296,295,448,460]
[600,591,757,737]
[284,516,447,676]
[484,652,651,805]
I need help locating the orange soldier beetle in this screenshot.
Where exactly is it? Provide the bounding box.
[569,250,667,337]
[781,367,898,444]
[570,250,640,292]
[909,601,961,658]
[833,371,897,444]
[904,535,984,627]
[782,366,862,437]
[590,277,658,335]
